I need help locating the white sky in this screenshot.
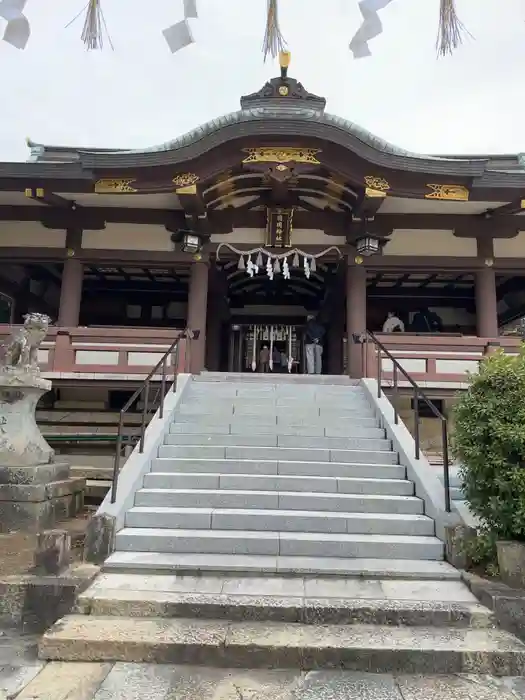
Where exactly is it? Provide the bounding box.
[1,0,524,161]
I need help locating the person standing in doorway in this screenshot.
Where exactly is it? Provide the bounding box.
[305,314,325,374]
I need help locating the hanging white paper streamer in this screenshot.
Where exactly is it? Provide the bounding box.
[282,257,290,280]
[163,0,198,54]
[349,0,395,59]
[0,0,30,50]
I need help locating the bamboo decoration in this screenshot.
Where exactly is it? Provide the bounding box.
[436,0,467,56]
[262,0,287,61]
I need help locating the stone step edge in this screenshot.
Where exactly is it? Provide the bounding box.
[101,553,461,579]
[127,506,431,522]
[144,473,410,485]
[136,488,422,503]
[75,591,494,628]
[38,616,525,674]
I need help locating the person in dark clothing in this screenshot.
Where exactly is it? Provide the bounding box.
[305,314,325,374]
[411,308,443,333]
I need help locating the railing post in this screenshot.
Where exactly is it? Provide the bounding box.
[140,381,150,453]
[393,364,399,424]
[442,418,452,512]
[414,388,420,460]
[376,344,382,398]
[111,411,124,504]
[159,357,167,418]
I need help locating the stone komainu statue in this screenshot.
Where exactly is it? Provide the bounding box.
[1,313,51,369]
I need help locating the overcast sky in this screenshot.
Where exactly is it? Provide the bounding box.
[1,0,523,161]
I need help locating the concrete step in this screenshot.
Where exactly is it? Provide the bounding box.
[76,573,491,627]
[39,616,525,673]
[172,414,381,428]
[194,373,360,385]
[150,458,406,480]
[125,507,434,536]
[102,552,461,579]
[177,404,377,418]
[157,445,399,465]
[169,422,386,438]
[142,472,414,496]
[135,489,424,514]
[163,433,392,451]
[114,528,444,559]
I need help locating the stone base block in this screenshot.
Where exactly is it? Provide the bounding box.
[0,462,70,486]
[0,477,85,533]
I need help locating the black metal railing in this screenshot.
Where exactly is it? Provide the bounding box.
[362,331,452,513]
[110,328,198,503]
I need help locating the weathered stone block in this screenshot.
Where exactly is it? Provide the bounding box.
[497,540,525,589]
[0,462,70,485]
[445,523,476,570]
[33,529,71,575]
[84,513,116,565]
[0,478,85,533]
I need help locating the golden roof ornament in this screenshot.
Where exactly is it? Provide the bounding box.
[0,1,468,58]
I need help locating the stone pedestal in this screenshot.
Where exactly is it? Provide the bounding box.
[0,368,85,533]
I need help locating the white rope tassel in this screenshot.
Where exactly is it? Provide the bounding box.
[304,256,311,279]
[163,0,197,54]
[349,0,395,59]
[266,256,274,281]
[246,256,256,277]
[0,0,30,49]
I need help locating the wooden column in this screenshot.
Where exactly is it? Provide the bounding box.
[58,257,83,326]
[187,260,209,373]
[346,259,367,378]
[476,239,498,338]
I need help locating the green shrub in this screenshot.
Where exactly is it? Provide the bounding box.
[453,347,525,542]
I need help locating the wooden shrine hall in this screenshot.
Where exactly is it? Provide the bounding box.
[0,53,524,389]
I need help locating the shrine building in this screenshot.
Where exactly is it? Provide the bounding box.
[0,54,524,457]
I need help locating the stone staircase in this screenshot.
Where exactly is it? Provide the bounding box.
[103,373,445,574]
[38,373,525,675]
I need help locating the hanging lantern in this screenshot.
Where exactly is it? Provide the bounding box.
[355,235,381,257]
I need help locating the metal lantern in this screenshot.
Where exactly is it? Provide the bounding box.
[181,232,203,254]
[355,236,381,257]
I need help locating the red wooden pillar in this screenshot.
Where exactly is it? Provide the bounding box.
[58,257,83,327]
[346,260,367,378]
[187,261,209,374]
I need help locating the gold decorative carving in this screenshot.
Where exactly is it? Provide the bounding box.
[278,85,289,96]
[425,184,469,201]
[175,184,197,195]
[364,176,390,192]
[365,188,387,198]
[94,179,137,194]
[172,173,199,188]
[242,148,321,165]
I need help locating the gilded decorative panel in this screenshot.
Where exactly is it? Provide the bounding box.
[94,179,137,194]
[425,184,469,201]
[242,147,321,165]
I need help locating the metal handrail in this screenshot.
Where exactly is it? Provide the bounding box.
[110,328,198,503]
[363,330,452,513]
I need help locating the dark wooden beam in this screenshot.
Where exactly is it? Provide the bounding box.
[0,204,521,238]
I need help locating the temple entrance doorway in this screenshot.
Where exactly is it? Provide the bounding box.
[217,257,344,375]
[228,323,305,373]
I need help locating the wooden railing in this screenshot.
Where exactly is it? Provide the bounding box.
[357,333,522,385]
[0,325,190,377]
